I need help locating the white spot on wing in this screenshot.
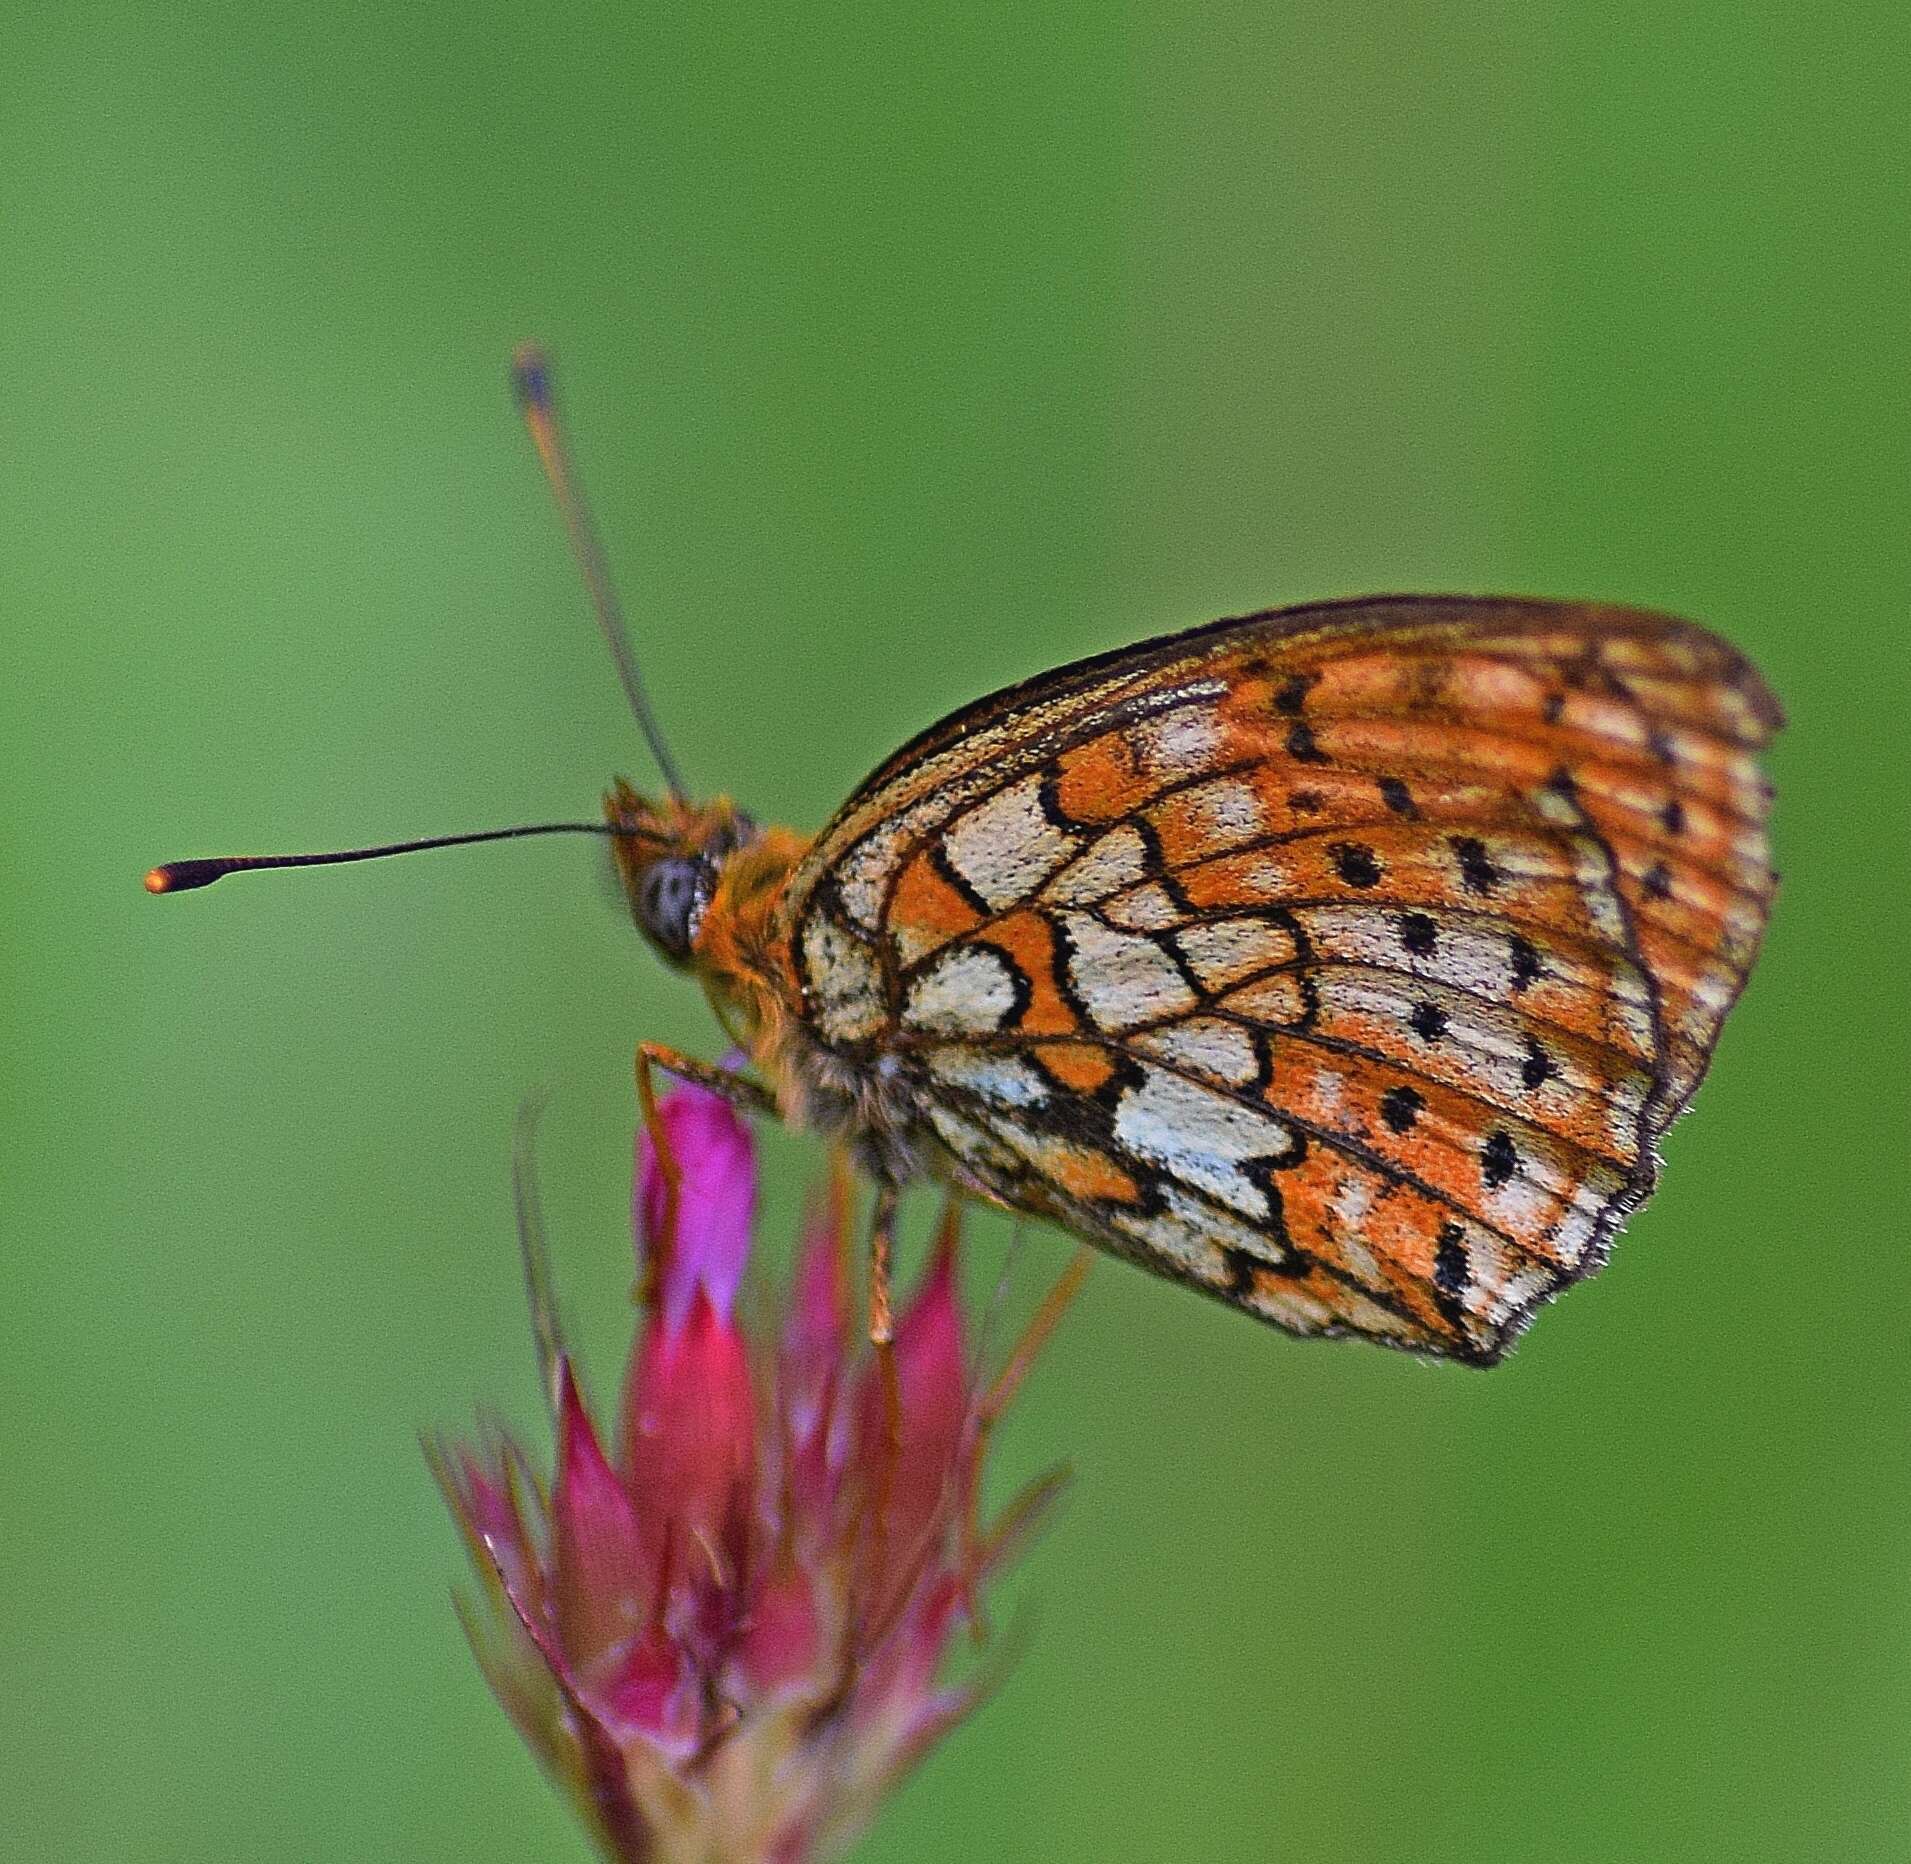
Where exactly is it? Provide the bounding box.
[1116,1182,1287,1281]
[799,911,886,1042]
[1565,835,1628,941]
[835,816,911,930]
[1331,1173,1376,1232]
[1539,1173,1619,1268]
[1252,1284,1342,1333]
[923,1044,1051,1108]
[1125,1205,1229,1286]
[1174,915,1298,990]
[1060,912,1197,1031]
[1044,823,1150,906]
[904,943,1021,1035]
[1534,787,1581,828]
[1102,883,1185,932]
[925,1103,1018,1173]
[941,775,1081,913]
[1112,1065,1295,1219]
[1481,1170,1555,1243]
[1129,704,1221,777]
[1133,1017,1262,1087]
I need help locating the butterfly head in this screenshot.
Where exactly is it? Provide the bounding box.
[604,779,761,968]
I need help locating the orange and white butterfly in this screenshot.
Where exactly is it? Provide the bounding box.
[152,354,1781,1366]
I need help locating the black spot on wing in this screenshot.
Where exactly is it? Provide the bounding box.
[1380,1084,1424,1133]
[1273,673,1315,716]
[1508,934,1543,993]
[1286,721,1330,764]
[1520,1037,1555,1090]
[1378,776,1418,818]
[1398,911,1438,956]
[1331,842,1383,888]
[1481,1129,1518,1188]
[1432,1222,1470,1329]
[1450,836,1501,895]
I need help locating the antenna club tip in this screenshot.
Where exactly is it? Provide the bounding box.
[145,858,226,893]
[511,345,554,413]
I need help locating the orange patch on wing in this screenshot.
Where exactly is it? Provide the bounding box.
[1036,1138,1141,1205]
[978,908,1074,1036]
[1034,1041,1118,1094]
[1053,733,1158,824]
[1147,772,1268,869]
[1273,1152,1479,1348]
[1175,848,1290,912]
[890,847,984,953]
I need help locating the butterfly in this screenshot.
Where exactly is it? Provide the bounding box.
[152,354,1781,1366]
[604,591,1779,1366]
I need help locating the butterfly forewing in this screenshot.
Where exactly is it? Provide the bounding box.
[779,596,1780,1363]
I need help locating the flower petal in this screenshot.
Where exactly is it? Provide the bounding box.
[781,1173,850,1424]
[637,1082,757,1332]
[624,1289,759,1563]
[592,1623,700,1759]
[855,1227,968,1592]
[552,1361,652,1674]
[443,1118,1075,1864]
[733,1561,825,1697]
[776,1175,853,1541]
[427,1436,548,1630]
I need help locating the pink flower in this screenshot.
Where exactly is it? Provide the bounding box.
[431,1085,1081,1864]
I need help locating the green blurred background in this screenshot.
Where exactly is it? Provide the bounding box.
[5,4,1908,1859]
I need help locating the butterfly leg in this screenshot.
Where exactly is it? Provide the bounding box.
[634,1041,778,1304]
[635,1041,779,1119]
[865,1178,905,1577]
[866,1180,899,1348]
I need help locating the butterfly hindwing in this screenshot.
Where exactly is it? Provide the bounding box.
[780,596,1780,1362]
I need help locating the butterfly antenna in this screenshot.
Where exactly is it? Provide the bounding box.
[511,346,689,803]
[145,820,659,894]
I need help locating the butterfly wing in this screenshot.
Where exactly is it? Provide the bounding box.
[779,595,1780,1363]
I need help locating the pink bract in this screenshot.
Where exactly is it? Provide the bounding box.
[431,1083,1075,1864]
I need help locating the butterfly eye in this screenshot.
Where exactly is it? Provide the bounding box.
[637,858,703,960]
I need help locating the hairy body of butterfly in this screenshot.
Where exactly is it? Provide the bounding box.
[609,593,1781,1366]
